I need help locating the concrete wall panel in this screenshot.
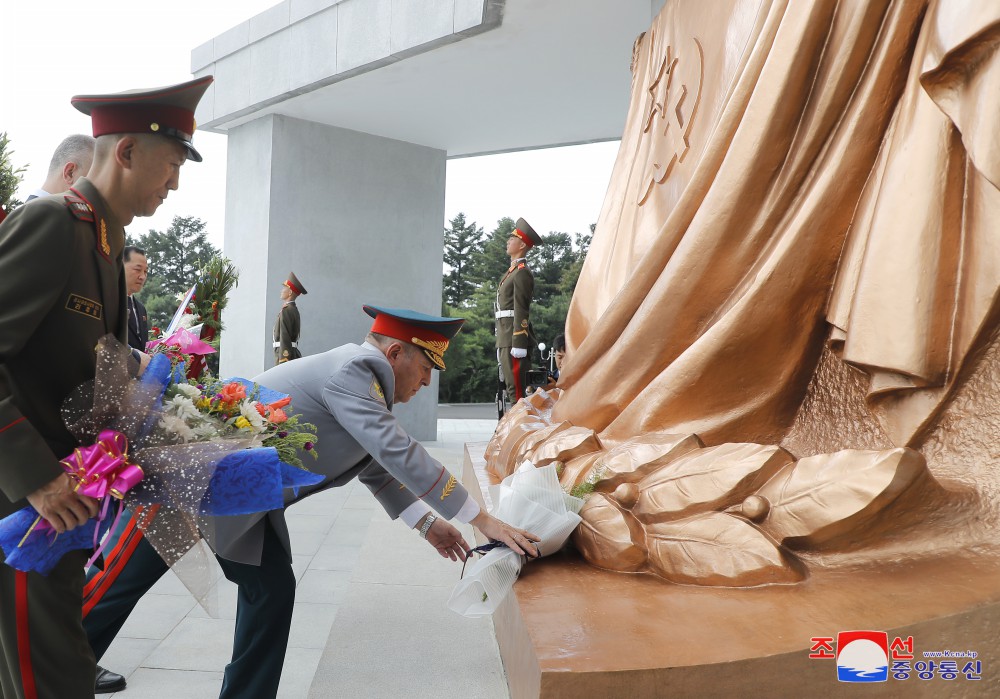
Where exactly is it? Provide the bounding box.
[291,0,345,24]
[336,0,392,73]
[213,51,254,120]
[249,2,291,43]
[214,21,251,59]
[454,0,486,33]
[221,116,276,379]
[222,115,445,438]
[390,0,455,55]
[250,30,295,105]
[289,6,340,88]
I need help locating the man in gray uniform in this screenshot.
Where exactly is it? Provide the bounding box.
[84,305,539,699]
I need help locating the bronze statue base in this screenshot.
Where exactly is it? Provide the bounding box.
[463,442,1000,698]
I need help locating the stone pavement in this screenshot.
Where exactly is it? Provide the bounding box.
[101,411,507,698]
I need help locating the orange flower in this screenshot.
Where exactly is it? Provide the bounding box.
[219,382,246,403]
[267,396,292,411]
[268,408,288,424]
[254,402,267,417]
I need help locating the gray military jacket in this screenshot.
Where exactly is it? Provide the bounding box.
[203,342,473,565]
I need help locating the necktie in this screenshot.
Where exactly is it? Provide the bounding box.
[128,297,138,335]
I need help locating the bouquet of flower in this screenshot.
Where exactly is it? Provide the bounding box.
[447,462,583,617]
[0,335,324,575]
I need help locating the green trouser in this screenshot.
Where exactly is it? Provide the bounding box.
[0,549,95,699]
[499,347,529,405]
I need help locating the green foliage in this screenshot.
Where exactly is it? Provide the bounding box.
[193,257,239,336]
[261,413,318,471]
[443,213,484,307]
[128,216,221,330]
[0,132,27,214]
[569,465,606,500]
[439,214,592,403]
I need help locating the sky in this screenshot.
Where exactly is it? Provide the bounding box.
[3,1,620,249]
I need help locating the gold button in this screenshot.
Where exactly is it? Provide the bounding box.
[150,123,160,132]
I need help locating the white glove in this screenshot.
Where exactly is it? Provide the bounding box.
[510,348,527,359]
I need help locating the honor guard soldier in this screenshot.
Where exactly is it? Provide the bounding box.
[81,305,540,699]
[496,217,543,407]
[0,76,212,699]
[273,271,307,364]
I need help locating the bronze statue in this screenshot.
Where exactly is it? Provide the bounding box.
[486,0,1000,590]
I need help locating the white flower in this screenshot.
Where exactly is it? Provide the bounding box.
[174,383,201,399]
[177,313,197,330]
[239,400,267,433]
[159,414,197,443]
[164,394,202,422]
[193,423,221,440]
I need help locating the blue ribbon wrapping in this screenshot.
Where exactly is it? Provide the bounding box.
[0,357,322,575]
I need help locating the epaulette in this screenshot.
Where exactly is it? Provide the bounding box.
[64,194,95,223]
[517,262,526,269]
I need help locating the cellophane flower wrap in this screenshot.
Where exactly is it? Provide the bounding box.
[0,335,323,581]
[447,462,583,617]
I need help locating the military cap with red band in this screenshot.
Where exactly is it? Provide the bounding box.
[71,76,213,162]
[284,271,308,296]
[363,305,465,370]
[512,217,543,247]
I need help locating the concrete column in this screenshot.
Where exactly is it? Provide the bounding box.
[220,114,446,440]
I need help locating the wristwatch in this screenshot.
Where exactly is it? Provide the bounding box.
[418,513,437,539]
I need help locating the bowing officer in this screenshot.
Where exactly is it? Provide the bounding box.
[82,305,540,699]
[273,271,306,364]
[496,217,543,406]
[0,76,212,699]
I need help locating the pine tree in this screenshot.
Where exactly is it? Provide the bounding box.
[0,133,27,219]
[442,213,484,307]
[128,216,220,329]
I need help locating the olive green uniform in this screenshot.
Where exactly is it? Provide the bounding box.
[273,302,301,364]
[0,178,127,699]
[495,260,534,404]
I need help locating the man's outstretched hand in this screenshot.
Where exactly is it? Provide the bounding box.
[470,511,541,558]
[425,518,470,561]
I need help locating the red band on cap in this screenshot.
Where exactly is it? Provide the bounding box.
[90,104,194,139]
[284,281,303,296]
[513,228,534,248]
[371,314,448,346]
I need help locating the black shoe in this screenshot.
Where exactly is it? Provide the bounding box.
[95,665,127,694]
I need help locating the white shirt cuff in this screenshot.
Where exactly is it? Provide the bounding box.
[453,495,481,524]
[400,501,432,529]
[400,495,481,528]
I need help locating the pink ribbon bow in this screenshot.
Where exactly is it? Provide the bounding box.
[27,430,144,567]
[60,429,144,501]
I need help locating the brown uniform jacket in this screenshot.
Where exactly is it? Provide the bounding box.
[273,302,302,364]
[0,178,127,519]
[495,262,534,350]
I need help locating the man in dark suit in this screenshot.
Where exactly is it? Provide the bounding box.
[0,76,212,699]
[124,246,150,353]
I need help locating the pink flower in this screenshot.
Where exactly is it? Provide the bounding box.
[268,408,288,424]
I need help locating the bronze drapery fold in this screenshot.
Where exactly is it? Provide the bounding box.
[556,0,932,447]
